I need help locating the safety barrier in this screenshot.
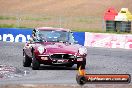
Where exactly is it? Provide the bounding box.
[85,32,132,49]
[0,28,132,49]
[0,28,85,45]
[0,28,32,42]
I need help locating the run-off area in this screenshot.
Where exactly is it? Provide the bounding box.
[0,42,132,84]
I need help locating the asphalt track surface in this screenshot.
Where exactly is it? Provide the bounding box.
[0,42,132,85]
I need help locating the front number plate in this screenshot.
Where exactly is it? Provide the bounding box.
[57,60,64,63]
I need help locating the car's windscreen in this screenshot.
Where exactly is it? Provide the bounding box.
[36,30,75,43]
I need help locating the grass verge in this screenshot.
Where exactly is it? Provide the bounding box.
[0,24,27,28]
[0,16,16,20]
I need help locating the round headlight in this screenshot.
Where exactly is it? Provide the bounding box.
[38,46,45,54]
[79,47,87,55]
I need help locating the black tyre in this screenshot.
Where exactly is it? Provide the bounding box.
[23,52,31,67]
[32,56,40,70]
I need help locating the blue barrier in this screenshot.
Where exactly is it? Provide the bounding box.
[73,32,85,45]
[0,28,85,45]
[0,28,32,42]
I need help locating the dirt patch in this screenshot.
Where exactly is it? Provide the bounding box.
[0,0,132,17]
[0,0,132,31]
[0,65,29,79]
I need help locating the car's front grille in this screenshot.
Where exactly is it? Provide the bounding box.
[50,54,75,60]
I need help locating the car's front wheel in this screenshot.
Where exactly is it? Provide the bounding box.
[32,56,40,70]
[23,52,31,67]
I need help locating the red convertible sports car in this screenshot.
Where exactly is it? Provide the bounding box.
[23,27,87,70]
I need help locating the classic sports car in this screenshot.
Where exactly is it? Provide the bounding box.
[23,27,87,70]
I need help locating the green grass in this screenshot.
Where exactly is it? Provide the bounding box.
[0,24,27,28]
[23,16,51,21]
[0,15,51,21]
[0,24,103,32]
[0,24,131,34]
[0,16,16,20]
[0,15,131,34]
[72,28,104,32]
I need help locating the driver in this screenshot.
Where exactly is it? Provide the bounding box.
[29,29,37,42]
[58,32,67,42]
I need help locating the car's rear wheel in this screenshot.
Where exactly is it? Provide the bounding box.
[23,52,31,67]
[32,56,40,70]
